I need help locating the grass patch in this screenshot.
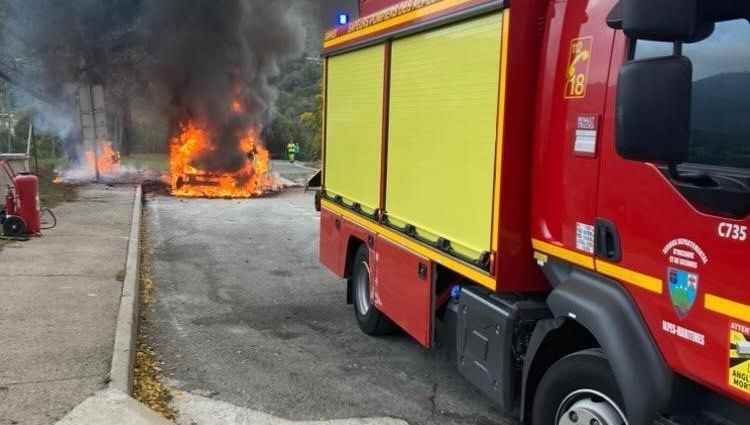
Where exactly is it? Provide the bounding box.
[36,161,78,209]
[121,153,168,174]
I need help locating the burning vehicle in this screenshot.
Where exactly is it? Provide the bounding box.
[153,2,304,199]
[170,120,273,198]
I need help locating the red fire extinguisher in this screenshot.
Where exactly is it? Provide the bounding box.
[1,160,43,237]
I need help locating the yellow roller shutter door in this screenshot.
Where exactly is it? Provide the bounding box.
[325,45,385,213]
[386,13,503,259]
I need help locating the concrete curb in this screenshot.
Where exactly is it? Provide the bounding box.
[109,185,143,394]
[56,389,171,425]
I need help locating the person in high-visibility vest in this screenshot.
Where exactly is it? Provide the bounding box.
[287,142,299,163]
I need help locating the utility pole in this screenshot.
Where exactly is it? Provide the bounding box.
[0,82,15,155]
[78,84,108,181]
[89,85,100,181]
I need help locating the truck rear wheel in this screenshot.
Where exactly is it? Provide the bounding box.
[532,349,628,425]
[350,245,394,336]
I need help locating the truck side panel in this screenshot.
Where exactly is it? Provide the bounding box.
[374,236,433,347]
[492,0,549,292]
[320,208,375,278]
[530,0,616,265]
[321,203,435,347]
[320,208,346,277]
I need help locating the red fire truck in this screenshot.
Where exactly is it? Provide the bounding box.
[318,1,750,424]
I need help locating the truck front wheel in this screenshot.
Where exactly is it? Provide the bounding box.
[532,349,629,425]
[350,245,394,336]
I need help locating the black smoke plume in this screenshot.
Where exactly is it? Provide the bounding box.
[0,0,305,172]
[145,1,304,172]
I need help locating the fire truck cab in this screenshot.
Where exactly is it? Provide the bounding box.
[319,1,750,424]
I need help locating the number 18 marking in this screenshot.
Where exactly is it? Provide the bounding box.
[564,37,593,99]
[567,73,587,98]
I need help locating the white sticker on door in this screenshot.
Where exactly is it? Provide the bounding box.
[576,222,595,254]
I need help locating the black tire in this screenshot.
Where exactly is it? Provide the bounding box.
[532,349,628,425]
[349,245,394,336]
[3,215,26,237]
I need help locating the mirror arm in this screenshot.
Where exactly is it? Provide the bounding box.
[667,162,682,180]
[666,162,719,187]
[665,49,687,182]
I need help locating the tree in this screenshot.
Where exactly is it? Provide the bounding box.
[299,92,323,162]
[265,113,298,157]
[268,57,323,160]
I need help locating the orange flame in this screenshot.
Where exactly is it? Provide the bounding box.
[169,120,272,198]
[85,142,121,176]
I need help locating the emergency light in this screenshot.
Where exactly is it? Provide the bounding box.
[337,13,350,26]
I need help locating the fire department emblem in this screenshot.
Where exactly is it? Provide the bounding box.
[668,268,699,319]
[564,36,593,99]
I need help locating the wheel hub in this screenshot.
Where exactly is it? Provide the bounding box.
[557,390,628,425]
[354,261,372,315]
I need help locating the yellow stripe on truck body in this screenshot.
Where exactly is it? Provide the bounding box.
[322,199,497,290]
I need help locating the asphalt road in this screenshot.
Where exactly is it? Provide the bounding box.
[144,166,512,425]
[271,160,319,185]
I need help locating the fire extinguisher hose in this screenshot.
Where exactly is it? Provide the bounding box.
[41,208,57,230]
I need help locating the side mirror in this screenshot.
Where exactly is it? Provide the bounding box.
[616,56,692,164]
[618,0,713,42]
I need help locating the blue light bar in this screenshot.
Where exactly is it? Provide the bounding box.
[337,13,350,26]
